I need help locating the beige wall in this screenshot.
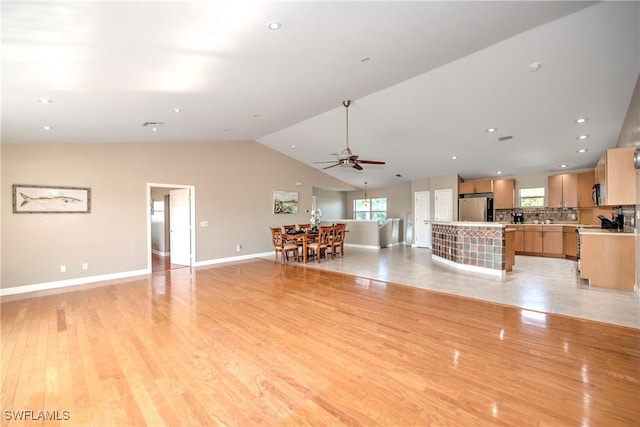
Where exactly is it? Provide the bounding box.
[1,141,354,290]
[344,184,412,220]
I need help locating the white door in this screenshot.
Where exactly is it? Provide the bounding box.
[434,189,453,222]
[414,191,431,248]
[169,188,192,266]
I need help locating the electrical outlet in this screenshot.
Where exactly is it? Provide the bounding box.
[236,244,242,252]
[60,265,66,273]
[82,263,89,270]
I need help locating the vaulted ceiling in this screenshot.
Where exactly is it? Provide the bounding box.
[3,1,639,189]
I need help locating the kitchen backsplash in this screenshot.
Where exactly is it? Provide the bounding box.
[495,205,636,228]
[495,208,578,223]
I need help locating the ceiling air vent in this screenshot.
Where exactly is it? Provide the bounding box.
[498,135,513,142]
[141,121,164,127]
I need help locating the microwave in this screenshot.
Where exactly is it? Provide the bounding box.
[592,183,605,206]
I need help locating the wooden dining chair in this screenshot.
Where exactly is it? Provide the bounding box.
[270,227,299,264]
[297,223,311,232]
[283,224,297,233]
[329,223,346,258]
[307,225,331,262]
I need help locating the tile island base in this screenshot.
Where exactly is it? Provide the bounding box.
[432,221,515,276]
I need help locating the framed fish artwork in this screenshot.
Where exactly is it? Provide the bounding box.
[12,184,91,213]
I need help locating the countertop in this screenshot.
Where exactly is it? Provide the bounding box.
[577,227,636,236]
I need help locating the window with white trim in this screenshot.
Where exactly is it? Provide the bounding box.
[519,187,545,207]
[354,197,387,223]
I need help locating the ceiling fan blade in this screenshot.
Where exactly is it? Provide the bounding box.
[314,160,340,164]
[322,163,341,170]
[358,160,386,165]
[352,163,363,171]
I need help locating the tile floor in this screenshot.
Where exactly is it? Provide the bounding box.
[278,245,640,329]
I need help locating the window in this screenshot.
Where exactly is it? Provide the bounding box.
[354,197,387,223]
[520,187,544,207]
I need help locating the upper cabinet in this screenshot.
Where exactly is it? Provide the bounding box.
[493,179,515,209]
[459,179,493,195]
[595,146,637,206]
[548,174,578,208]
[577,171,595,207]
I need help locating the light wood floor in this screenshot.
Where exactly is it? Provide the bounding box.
[2,259,639,426]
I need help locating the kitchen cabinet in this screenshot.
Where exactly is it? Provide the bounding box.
[577,171,595,207]
[514,226,525,252]
[548,174,578,208]
[493,179,515,209]
[524,226,543,253]
[580,232,635,290]
[594,146,636,206]
[459,179,493,195]
[563,226,577,259]
[522,225,563,256]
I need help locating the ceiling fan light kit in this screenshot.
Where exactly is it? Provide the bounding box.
[314,100,386,171]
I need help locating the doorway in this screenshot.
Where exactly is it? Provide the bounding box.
[414,191,431,248]
[147,183,196,272]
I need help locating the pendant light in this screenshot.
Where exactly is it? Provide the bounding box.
[362,181,369,206]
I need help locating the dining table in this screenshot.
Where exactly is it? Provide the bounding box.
[284,226,347,263]
[284,230,318,263]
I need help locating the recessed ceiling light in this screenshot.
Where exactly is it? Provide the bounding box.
[529,62,542,72]
[574,117,589,124]
[577,134,590,140]
[42,125,52,130]
[37,98,52,104]
[173,108,182,113]
[451,156,458,160]
[291,145,296,149]
[577,148,589,153]
[267,21,282,30]
[559,164,569,168]
[496,171,503,175]
[486,128,497,133]
[395,174,402,178]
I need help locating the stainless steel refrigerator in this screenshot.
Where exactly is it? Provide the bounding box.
[458,197,494,222]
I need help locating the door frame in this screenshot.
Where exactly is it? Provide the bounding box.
[146,183,196,273]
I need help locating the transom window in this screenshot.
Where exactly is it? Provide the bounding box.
[519,187,545,207]
[354,197,387,223]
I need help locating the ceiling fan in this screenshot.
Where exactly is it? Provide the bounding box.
[314,100,386,171]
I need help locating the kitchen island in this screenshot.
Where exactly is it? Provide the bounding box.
[431,222,515,276]
[578,227,636,291]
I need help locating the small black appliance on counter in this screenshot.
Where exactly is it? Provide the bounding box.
[512,212,524,224]
[597,215,618,230]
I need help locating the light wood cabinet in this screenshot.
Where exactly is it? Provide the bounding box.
[459,180,493,195]
[580,233,635,290]
[521,226,563,256]
[542,227,564,255]
[493,179,515,209]
[594,146,637,206]
[577,171,595,207]
[524,226,543,253]
[514,226,525,252]
[548,174,578,208]
[563,226,577,259]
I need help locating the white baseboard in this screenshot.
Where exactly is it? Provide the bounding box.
[432,255,505,277]
[0,269,149,297]
[344,243,380,250]
[152,250,169,257]
[194,252,273,267]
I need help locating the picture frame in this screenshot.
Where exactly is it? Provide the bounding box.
[12,184,91,214]
[273,190,298,214]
